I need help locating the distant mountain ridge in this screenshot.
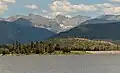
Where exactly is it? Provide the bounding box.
[81,15,120,24]
[0,20,56,44]
[0,14,92,44]
[1,14,91,33]
[0,17,6,21]
[1,14,120,44]
[55,21,120,40]
[2,14,120,33]
[97,15,120,21]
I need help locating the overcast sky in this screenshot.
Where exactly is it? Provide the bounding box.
[1,0,120,18]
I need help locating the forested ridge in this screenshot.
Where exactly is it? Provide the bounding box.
[0,38,119,55]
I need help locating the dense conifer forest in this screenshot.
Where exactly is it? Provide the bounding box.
[0,38,119,55]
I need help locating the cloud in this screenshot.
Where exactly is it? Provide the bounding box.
[0,0,15,14]
[25,4,39,10]
[65,15,72,18]
[0,2,7,14]
[27,0,120,18]
[110,0,120,2]
[50,0,97,15]
[41,9,48,13]
[0,0,16,3]
[49,0,120,15]
[102,6,120,15]
[39,9,53,18]
[95,3,120,15]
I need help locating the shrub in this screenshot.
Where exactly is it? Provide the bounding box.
[62,47,71,53]
[2,49,10,55]
[0,48,4,54]
[48,48,55,54]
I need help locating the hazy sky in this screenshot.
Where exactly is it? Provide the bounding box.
[1,0,120,18]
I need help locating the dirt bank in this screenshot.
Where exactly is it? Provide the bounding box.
[86,51,120,54]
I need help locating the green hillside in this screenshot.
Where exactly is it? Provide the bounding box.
[47,38,120,51]
[56,21,120,40]
[0,37,119,55]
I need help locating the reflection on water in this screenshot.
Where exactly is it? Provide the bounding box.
[0,55,120,73]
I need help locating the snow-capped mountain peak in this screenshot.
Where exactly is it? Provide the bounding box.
[0,14,91,33]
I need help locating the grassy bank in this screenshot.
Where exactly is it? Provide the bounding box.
[0,51,92,56]
[54,51,92,55]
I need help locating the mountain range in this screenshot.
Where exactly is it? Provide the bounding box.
[56,20,120,40]
[1,14,91,33]
[1,14,120,44]
[0,20,55,44]
[51,15,120,40]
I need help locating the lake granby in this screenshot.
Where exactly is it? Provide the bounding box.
[0,55,120,73]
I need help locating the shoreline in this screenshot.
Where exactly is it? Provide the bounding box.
[1,51,120,56]
[86,51,120,54]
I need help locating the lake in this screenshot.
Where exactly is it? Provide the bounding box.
[0,54,120,73]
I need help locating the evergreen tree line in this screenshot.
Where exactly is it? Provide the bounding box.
[0,38,120,55]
